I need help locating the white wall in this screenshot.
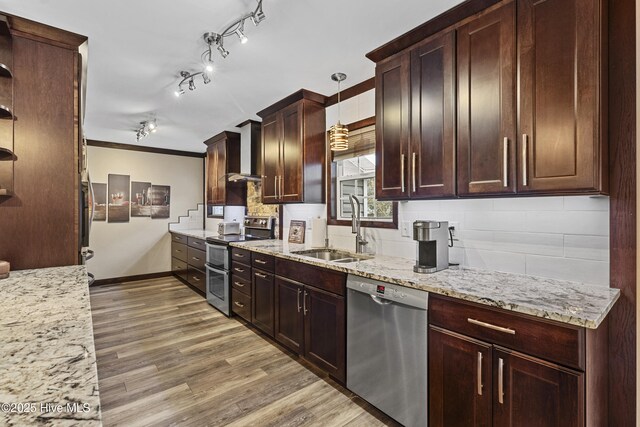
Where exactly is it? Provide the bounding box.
[283,89,611,287]
[86,146,203,280]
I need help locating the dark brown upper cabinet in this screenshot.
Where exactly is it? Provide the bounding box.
[375,30,456,200]
[457,3,517,196]
[369,0,607,199]
[257,90,326,204]
[517,0,607,194]
[204,131,246,206]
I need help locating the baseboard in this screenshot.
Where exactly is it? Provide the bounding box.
[92,271,173,286]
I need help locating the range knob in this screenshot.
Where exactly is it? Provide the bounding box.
[260,220,267,225]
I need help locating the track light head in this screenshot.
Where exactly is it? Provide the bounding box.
[236,22,248,44]
[188,78,196,91]
[251,0,265,26]
[217,44,229,58]
[174,87,185,97]
[205,62,214,73]
[148,120,156,131]
[203,73,211,84]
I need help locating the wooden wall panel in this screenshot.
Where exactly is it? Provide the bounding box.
[0,36,78,270]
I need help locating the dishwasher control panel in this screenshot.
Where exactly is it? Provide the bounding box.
[347,275,428,309]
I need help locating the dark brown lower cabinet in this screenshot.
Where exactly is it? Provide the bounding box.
[429,325,584,427]
[274,276,346,383]
[252,269,275,337]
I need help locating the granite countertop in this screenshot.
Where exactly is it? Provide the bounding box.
[169,228,220,240]
[230,240,620,329]
[0,265,102,426]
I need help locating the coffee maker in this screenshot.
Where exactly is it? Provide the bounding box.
[413,220,449,273]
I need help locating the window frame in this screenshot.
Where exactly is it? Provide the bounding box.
[326,116,398,229]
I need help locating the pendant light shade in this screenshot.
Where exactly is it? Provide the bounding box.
[329,72,349,151]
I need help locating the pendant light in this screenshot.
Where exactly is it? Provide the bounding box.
[329,72,349,151]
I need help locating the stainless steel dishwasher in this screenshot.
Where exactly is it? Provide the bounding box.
[347,274,428,427]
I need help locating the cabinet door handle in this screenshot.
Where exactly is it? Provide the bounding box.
[400,153,405,193]
[498,357,505,404]
[522,134,528,186]
[234,301,245,308]
[297,288,302,313]
[467,318,516,335]
[412,152,417,193]
[255,259,267,264]
[234,267,245,273]
[234,281,245,287]
[279,176,283,199]
[303,290,308,315]
[192,276,201,282]
[255,272,267,279]
[503,137,509,187]
[477,351,483,396]
[274,176,278,198]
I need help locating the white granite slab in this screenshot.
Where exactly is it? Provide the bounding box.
[230,240,619,329]
[170,228,220,240]
[0,265,102,426]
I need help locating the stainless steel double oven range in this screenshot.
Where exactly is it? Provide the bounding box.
[204,216,275,316]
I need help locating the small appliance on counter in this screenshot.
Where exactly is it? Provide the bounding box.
[413,220,449,273]
[217,221,240,235]
[0,260,9,279]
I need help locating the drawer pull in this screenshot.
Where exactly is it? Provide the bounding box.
[234,268,245,273]
[235,253,245,258]
[234,282,245,287]
[192,257,201,261]
[255,259,267,264]
[192,276,201,282]
[498,357,505,404]
[174,236,182,240]
[234,301,245,308]
[255,272,268,279]
[175,249,182,253]
[467,318,516,335]
[477,351,483,396]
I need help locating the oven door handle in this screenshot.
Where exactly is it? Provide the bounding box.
[205,264,229,277]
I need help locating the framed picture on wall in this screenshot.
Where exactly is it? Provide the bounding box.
[288,220,306,244]
[150,185,171,219]
[92,182,107,221]
[108,174,130,223]
[131,181,151,217]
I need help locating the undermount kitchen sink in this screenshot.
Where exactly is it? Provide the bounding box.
[292,249,372,263]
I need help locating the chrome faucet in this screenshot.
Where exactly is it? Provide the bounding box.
[349,195,368,253]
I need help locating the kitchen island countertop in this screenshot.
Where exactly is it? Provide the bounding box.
[230,240,619,329]
[0,265,102,426]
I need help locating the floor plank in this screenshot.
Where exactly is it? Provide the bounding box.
[91,276,401,427]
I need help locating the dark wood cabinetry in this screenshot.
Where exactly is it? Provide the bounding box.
[371,0,607,199]
[428,294,606,427]
[457,3,516,196]
[517,0,606,194]
[170,233,206,296]
[274,258,346,383]
[231,248,252,321]
[204,131,245,206]
[252,268,274,337]
[257,90,326,204]
[0,16,14,198]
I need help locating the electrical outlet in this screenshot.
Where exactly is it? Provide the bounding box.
[449,221,460,238]
[401,221,411,237]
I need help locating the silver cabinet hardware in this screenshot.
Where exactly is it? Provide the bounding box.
[522,134,528,186]
[234,268,245,273]
[297,288,302,313]
[477,351,483,396]
[503,137,509,187]
[235,253,245,258]
[255,259,267,264]
[498,357,505,404]
[234,281,245,287]
[192,276,200,282]
[303,290,308,315]
[467,318,516,335]
[192,257,200,261]
[255,272,268,279]
[400,153,406,193]
[274,176,278,198]
[234,301,245,308]
[412,152,417,192]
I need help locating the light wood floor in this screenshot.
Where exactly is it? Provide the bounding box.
[90,276,400,427]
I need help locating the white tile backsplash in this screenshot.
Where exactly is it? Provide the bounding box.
[285,195,610,287]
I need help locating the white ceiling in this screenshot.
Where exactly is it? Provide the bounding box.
[0,0,463,153]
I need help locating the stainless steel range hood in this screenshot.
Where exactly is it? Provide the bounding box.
[225,120,262,183]
[226,172,261,182]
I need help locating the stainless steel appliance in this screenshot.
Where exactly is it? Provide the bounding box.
[218,221,241,235]
[413,220,449,273]
[205,216,275,316]
[346,274,428,427]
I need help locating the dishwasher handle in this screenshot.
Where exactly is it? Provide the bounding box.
[371,295,393,305]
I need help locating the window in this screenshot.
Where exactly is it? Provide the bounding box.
[207,205,224,218]
[327,118,397,228]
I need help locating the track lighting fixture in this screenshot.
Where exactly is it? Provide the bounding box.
[136,119,157,142]
[174,0,266,97]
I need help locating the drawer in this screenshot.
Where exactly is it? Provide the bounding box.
[186,267,206,294]
[171,257,187,275]
[232,290,251,322]
[171,233,187,244]
[252,252,275,272]
[231,247,251,264]
[429,294,585,370]
[231,261,251,281]
[188,237,206,250]
[187,246,206,271]
[231,275,251,297]
[276,258,346,296]
[171,241,187,262]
